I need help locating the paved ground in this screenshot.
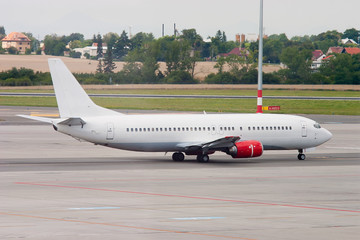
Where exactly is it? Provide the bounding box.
[0,107,359,240]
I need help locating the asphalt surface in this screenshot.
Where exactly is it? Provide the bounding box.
[0,106,359,240]
[1,92,359,100]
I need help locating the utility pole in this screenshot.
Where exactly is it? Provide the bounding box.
[256,0,264,113]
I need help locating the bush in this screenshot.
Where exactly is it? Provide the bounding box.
[204,72,239,84]
[164,71,198,84]
[25,48,32,55]
[7,47,18,54]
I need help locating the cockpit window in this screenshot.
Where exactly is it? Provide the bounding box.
[314,123,321,129]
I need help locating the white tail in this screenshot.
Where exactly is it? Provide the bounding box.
[48,58,121,118]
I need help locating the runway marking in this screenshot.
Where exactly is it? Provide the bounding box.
[0,212,255,240]
[16,182,360,213]
[31,174,360,184]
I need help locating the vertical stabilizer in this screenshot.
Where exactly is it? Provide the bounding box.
[48,58,120,118]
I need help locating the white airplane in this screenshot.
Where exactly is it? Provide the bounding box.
[18,59,332,162]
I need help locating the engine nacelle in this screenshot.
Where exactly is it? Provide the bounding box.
[229,140,263,158]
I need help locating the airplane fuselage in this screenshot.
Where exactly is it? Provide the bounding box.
[55,113,332,153]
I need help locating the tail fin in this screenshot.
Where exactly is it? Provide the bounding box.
[48,58,121,118]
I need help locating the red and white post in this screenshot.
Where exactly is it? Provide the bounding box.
[256,0,264,113]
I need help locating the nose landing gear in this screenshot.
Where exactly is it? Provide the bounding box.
[297,149,306,160]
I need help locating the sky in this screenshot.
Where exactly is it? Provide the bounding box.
[1,0,359,41]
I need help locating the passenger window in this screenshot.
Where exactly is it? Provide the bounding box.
[194,127,197,131]
[212,127,215,131]
[285,126,288,130]
[156,128,159,132]
[186,127,189,131]
[126,128,129,132]
[289,126,292,130]
[257,127,260,130]
[270,127,272,130]
[139,128,142,132]
[208,127,210,131]
[224,127,226,131]
[143,128,146,132]
[240,127,242,131]
[220,127,223,131]
[281,126,284,130]
[135,128,138,132]
[232,127,235,130]
[261,127,264,130]
[266,127,268,130]
[253,127,255,130]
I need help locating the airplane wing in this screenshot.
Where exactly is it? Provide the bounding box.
[177,136,240,155]
[17,114,54,123]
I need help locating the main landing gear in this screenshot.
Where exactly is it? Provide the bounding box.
[196,154,210,163]
[297,149,306,160]
[172,152,185,162]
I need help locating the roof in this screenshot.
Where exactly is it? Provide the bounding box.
[343,47,360,55]
[221,47,248,57]
[341,38,357,44]
[322,55,334,60]
[327,47,343,54]
[2,32,31,42]
[312,50,324,60]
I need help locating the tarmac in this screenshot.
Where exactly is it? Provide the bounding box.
[0,106,359,240]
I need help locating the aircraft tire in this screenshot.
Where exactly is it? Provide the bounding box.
[172,152,185,161]
[297,154,306,160]
[197,154,210,163]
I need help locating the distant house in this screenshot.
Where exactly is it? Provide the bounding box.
[1,32,31,54]
[311,50,326,70]
[73,43,108,58]
[326,47,343,55]
[220,47,249,58]
[342,47,360,55]
[341,38,358,45]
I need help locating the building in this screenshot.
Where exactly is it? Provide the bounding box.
[219,47,249,58]
[341,38,358,45]
[1,32,31,54]
[311,50,326,70]
[342,47,360,55]
[73,43,108,58]
[326,47,343,55]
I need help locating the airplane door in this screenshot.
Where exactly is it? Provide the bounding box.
[106,123,114,140]
[301,122,307,137]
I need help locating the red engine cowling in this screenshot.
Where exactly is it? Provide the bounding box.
[229,140,263,158]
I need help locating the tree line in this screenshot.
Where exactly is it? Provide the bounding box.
[0,26,359,85]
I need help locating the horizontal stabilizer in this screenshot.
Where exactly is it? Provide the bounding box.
[58,117,86,126]
[17,114,54,124]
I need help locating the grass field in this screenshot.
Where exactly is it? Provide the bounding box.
[1,89,359,97]
[1,96,359,115]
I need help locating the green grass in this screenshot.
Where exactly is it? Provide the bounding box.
[1,96,359,115]
[1,88,359,97]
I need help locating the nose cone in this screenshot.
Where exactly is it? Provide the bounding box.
[322,128,333,143]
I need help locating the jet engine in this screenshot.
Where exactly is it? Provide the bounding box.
[229,140,263,158]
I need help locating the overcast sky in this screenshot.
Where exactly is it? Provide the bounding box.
[2,0,359,40]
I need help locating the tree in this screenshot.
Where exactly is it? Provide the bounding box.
[96,59,103,73]
[343,28,360,42]
[130,32,154,50]
[69,40,82,49]
[66,33,84,43]
[96,34,103,59]
[280,46,312,83]
[103,32,119,48]
[113,30,130,59]
[0,26,5,39]
[44,34,67,56]
[103,47,116,74]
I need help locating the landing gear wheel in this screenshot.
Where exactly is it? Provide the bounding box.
[172,152,185,162]
[298,154,306,160]
[197,154,210,163]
